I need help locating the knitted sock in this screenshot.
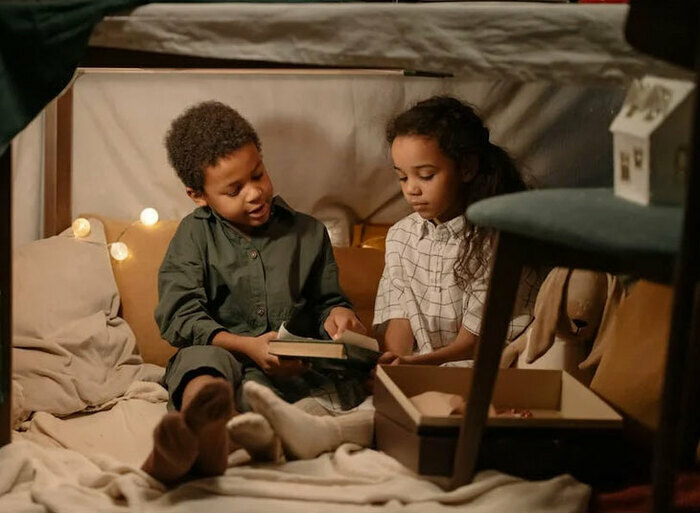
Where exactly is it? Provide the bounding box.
[244,381,374,459]
[181,378,235,477]
[293,396,331,417]
[333,410,374,448]
[227,412,283,461]
[142,411,198,484]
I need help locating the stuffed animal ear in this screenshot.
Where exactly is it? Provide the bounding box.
[579,274,624,369]
[525,267,571,363]
[501,330,529,368]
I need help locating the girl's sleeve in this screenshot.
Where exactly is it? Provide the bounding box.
[461,271,489,337]
[373,227,409,329]
[462,265,542,341]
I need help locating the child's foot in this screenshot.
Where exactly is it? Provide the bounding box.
[142,411,199,484]
[182,377,236,477]
[227,412,283,461]
[243,381,343,460]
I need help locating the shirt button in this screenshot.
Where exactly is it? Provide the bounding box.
[256,306,265,317]
[249,249,258,260]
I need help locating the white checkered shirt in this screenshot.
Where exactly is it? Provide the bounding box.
[373,213,540,358]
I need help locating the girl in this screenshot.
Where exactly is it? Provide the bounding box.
[226,96,541,463]
[374,95,540,366]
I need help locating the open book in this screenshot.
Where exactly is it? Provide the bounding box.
[269,323,381,369]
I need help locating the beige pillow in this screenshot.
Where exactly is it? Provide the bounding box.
[590,280,672,437]
[93,216,386,366]
[12,218,142,419]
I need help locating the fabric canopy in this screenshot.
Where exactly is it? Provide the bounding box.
[0,0,149,148]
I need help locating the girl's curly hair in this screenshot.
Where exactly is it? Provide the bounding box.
[386,96,528,291]
[165,101,261,191]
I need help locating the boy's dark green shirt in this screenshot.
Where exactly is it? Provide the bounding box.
[155,196,351,348]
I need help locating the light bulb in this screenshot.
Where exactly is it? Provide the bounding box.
[72,218,91,238]
[110,242,129,261]
[140,207,159,226]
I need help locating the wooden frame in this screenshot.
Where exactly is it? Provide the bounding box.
[0,145,11,447]
[43,88,74,237]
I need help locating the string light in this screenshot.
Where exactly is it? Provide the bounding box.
[72,217,91,238]
[109,242,129,261]
[140,207,159,226]
[74,208,158,260]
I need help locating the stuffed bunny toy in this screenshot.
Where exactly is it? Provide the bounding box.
[500,267,624,385]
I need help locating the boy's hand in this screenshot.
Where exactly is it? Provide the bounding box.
[324,307,366,339]
[246,331,279,372]
[247,331,307,377]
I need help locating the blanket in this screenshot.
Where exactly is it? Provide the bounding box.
[0,440,590,513]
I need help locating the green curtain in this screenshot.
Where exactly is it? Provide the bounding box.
[0,0,147,148]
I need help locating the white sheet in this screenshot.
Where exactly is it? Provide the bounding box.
[15,380,168,467]
[9,368,591,512]
[65,71,625,241]
[90,3,690,84]
[0,438,591,513]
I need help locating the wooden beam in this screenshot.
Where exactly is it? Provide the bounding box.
[0,145,11,447]
[43,88,73,237]
[451,233,523,487]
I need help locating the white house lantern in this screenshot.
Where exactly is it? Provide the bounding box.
[610,75,695,206]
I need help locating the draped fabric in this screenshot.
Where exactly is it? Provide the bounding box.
[0,0,150,148]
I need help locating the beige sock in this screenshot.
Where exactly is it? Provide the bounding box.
[226,412,282,461]
[334,410,374,448]
[293,396,331,417]
[244,381,374,459]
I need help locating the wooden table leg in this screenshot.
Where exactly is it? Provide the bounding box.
[451,232,524,488]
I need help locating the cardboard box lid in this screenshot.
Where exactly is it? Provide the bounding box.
[374,365,622,432]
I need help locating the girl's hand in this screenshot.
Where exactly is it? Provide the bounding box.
[391,354,418,365]
[324,307,366,339]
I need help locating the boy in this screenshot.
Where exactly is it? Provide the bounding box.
[142,101,365,484]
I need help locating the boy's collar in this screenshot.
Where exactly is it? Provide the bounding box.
[193,195,296,221]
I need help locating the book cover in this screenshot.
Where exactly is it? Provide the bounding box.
[269,323,381,369]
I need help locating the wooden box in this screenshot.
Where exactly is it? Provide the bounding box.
[374,365,626,484]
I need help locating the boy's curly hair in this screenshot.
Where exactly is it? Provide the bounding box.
[165,101,261,191]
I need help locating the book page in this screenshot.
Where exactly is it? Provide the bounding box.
[337,331,379,351]
[277,322,379,351]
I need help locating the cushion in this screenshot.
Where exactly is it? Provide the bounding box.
[95,216,386,367]
[590,280,673,436]
[352,223,391,250]
[333,246,385,333]
[90,214,180,368]
[12,218,143,421]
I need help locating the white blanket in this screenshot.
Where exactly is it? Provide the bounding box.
[14,380,168,467]
[0,440,590,513]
